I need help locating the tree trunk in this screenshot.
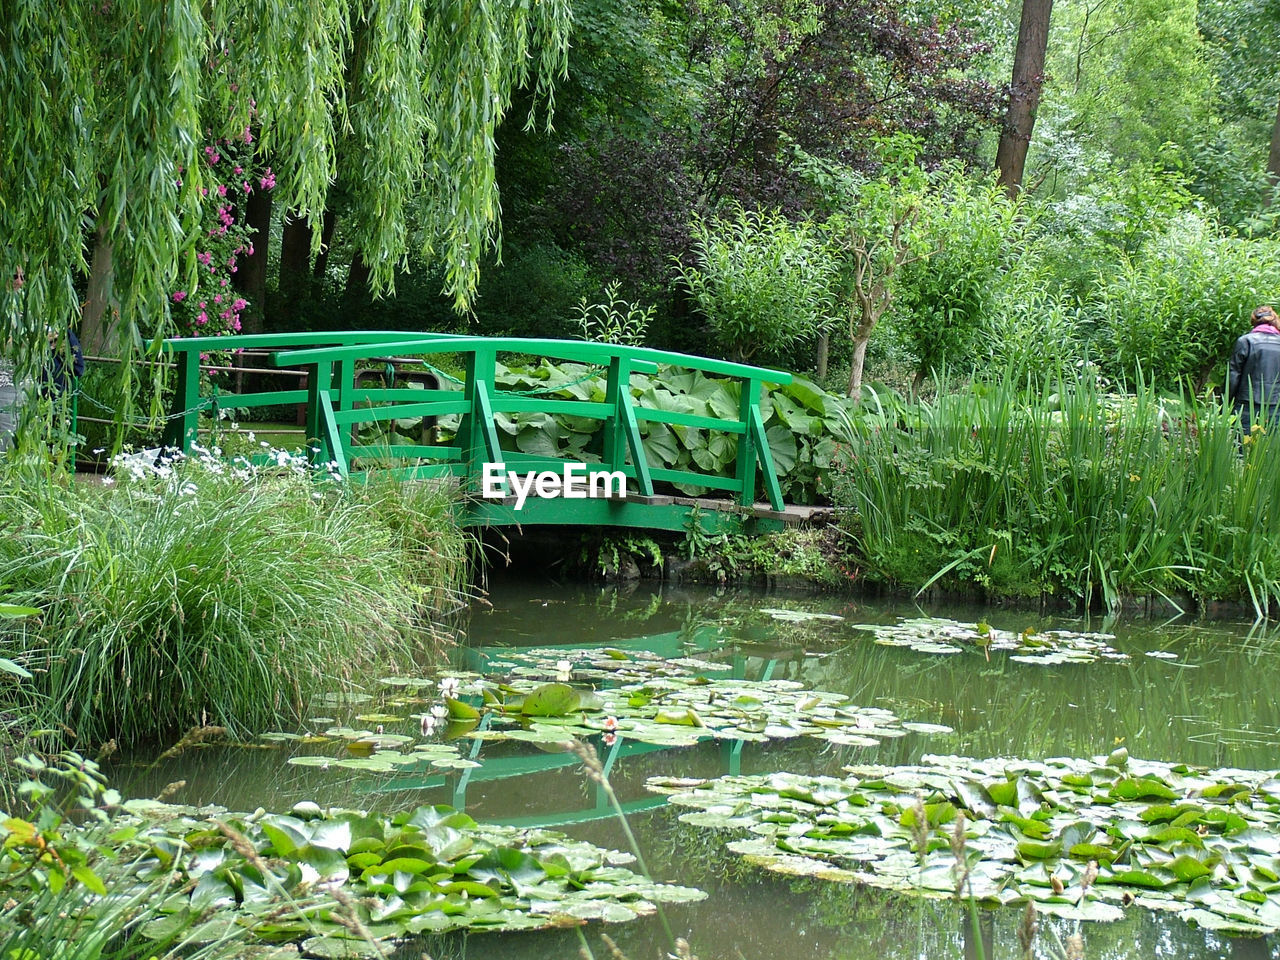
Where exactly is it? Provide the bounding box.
[995,0,1053,198]
[1266,94,1280,206]
[816,331,829,382]
[234,184,273,335]
[80,222,115,354]
[277,213,313,326]
[346,250,371,302]
[847,334,870,402]
[313,208,338,278]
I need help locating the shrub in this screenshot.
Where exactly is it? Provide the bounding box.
[0,451,467,746]
[1097,212,1280,388]
[676,206,838,365]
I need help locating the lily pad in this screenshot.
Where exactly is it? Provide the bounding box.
[649,752,1280,936]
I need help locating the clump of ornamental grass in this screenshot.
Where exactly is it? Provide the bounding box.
[0,447,467,747]
[834,364,1280,613]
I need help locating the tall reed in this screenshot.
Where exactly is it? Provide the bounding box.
[834,369,1280,613]
[0,451,469,746]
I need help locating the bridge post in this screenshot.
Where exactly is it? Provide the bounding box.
[162,345,201,453]
[458,346,503,494]
[305,360,334,464]
[603,354,654,496]
[736,378,761,506]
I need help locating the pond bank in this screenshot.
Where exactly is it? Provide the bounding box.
[491,525,1267,621]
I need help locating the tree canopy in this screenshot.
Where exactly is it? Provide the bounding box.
[0,0,570,370]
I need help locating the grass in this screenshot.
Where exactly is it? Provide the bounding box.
[833,370,1280,613]
[0,447,470,748]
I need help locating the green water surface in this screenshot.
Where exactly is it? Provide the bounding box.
[119,580,1280,960]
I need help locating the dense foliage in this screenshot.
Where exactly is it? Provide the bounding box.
[0,453,467,746]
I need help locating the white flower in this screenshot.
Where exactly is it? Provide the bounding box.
[438,676,461,699]
[430,703,448,720]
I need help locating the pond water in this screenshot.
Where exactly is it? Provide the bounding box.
[116,579,1280,960]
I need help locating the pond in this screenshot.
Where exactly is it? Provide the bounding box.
[115,579,1280,960]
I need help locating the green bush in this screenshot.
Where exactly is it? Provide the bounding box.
[1096,212,1280,387]
[0,453,467,746]
[676,206,837,365]
[895,173,1025,390]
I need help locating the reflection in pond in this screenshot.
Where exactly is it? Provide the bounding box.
[113,582,1280,959]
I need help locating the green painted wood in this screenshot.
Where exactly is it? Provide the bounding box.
[618,387,654,496]
[735,378,760,507]
[271,335,791,385]
[317,390,349,478]
[221,389,309,408]
[752,403,785,511]
[649,467,742,493]
[473,378,503,467]
[159,331,795,536]
[332,399,470,425]
[349,444,462,460]
[633,407,747,433]
[464,496,775,534]
[351,388,458,404]
[162,347,201,451]
[489,397,611,419]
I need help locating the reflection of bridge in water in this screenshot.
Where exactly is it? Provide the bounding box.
[365,625,809,829]
[158,332,817,534]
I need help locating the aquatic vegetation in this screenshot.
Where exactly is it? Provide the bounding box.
[650,752,1280,935]
[0,452,468,747]
[853,617,1127,664]
[120,798,703,955]
[832,373,1280,612]
[269,656,950,773]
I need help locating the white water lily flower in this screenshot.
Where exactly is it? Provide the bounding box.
[438,676,461,699]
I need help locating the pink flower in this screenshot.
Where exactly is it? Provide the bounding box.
[242,126,253,144]
[213,294,222,304]
[216,184,227,197]
[234,165,243,175]
[259,168,275,190]
[196,251,212,266]
[196,312,208,325]
[171,290,187,303]
[197,301,206,309]
[231,317,242,332]
[232,298,247,311]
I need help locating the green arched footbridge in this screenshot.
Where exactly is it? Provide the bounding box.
[159,332,807,534]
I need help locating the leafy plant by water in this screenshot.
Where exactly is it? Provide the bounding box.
[0,450,468,747]
[120,797,703,955]
[832,369,1280,613]
[650,751,1280,936]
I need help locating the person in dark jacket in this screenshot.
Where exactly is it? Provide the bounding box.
[39,325,85,399]
[1228,305,1280,433]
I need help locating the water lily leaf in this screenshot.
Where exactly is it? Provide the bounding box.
[1111,778,1178,801]
[446,697,481,720]
[521,683,596,717]
[1016,840,1064,861]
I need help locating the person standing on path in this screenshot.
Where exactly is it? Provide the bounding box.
[1228,305,1280,434]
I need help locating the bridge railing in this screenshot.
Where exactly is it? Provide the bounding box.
[157,333,791,510]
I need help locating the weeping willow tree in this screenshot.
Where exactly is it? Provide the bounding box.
[0,0,570,383]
